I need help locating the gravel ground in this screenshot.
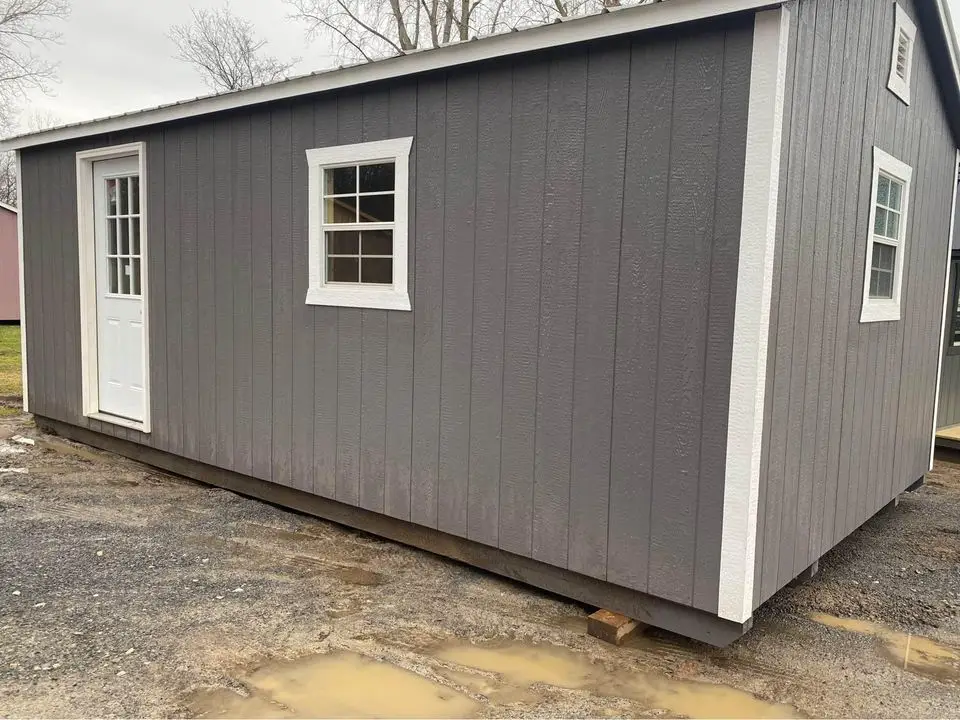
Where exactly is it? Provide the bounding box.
[1,405,959,718]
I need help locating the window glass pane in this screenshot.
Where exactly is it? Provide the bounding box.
[869,268,880,297]
[885,210,900,240]
[359,194,394,223]
[877,175,890,206]
[888,178,903,210]
[328,256,359,283]
[130,176,140,214]
[874,269,893,298]
[108,257,119,294]
[874,208,888,236]
[119,216,130,255]
[359,163,395,193]
[325,166,356,196]
[132,258,141,296]
[131,218,140,256]
[119,258,131,295]
[361,229,393,256]
[118,177,128,215]
[325,196,358,223]
[361,257,392,284]
[108,218,118,254]
[107,179,117,216]
[327,230,359,255]
[872,242,896,272]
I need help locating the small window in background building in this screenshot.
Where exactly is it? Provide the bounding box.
[305,137,413,311]
[887,4,917,105]
[861,147,912,323]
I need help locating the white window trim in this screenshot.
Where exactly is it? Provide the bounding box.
[888,2,917,105]
[75,142,151,433]
[860,146,912,324]
[305,137,412,311]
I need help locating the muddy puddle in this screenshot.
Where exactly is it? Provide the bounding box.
[189,640,798,718]
[188,651,479,718]
[811,613,960,683]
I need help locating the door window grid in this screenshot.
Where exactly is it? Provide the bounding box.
[105,175,142,297]
[322,162,395,285]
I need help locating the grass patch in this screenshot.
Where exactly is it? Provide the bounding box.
[0,324,22,398]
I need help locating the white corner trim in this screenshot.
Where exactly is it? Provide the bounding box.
[306,136,413,312]
[931,152,960,470]
[718,6,790,624]
[76,142,152,434]
[0,0,781,152]
[15,151,27,412]
[887,3,917,105]
[859,147,912,324]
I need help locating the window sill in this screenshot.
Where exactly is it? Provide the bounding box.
[305,286,411,311]
[860,300,901,323]
[887,79,911,106]
[85,411,151,434]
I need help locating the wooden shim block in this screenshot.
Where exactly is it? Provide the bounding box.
[587,609,641,646]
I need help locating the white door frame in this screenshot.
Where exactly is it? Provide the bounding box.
[76,142,151,433]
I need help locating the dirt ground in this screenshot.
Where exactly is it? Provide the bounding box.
[1,404,959,719]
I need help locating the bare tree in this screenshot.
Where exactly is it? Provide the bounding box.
[0,108,59,206]
[170,4,300,93]
[285,0,639,63]
[0,0,70,207]
[0,0,69,129]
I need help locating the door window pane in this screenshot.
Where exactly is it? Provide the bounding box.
[108,258,119,294]
[108,219,118,254]
[118,178,128,215]
[107,179,117,216]
[130,176,140,214]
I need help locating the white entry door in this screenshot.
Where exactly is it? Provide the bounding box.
[93,156,145,422]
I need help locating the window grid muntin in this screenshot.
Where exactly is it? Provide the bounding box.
[104,174,142,297]
[321,160,396,286]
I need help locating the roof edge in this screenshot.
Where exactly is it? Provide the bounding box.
[1,0,778,152]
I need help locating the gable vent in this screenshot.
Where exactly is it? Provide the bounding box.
[895,29,910,80]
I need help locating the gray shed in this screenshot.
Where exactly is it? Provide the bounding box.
[6,0,960,646]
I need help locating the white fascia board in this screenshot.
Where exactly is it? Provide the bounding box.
[718,5,790,624]
[0,0,780,152]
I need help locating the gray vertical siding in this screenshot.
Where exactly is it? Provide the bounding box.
[21,18,752,614]
[755,0,957,608]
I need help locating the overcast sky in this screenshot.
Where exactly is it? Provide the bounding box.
[20,0,335,129]
[16,0,960,131]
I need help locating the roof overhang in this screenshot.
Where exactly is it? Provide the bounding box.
[0,0,779,152]
[919,0,960,148]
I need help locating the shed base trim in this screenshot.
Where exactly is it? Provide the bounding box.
[36,415,752,648]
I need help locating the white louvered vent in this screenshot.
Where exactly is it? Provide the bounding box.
[887,4,916,105]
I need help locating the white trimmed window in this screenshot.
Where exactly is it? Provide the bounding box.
[861,147,912,323]
[305,137,413,311]
[887,3,917,105]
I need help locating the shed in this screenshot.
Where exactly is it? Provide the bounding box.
[5,0,960,646]
[0,201,19,322]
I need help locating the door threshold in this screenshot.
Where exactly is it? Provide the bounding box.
[85,411,149,434]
